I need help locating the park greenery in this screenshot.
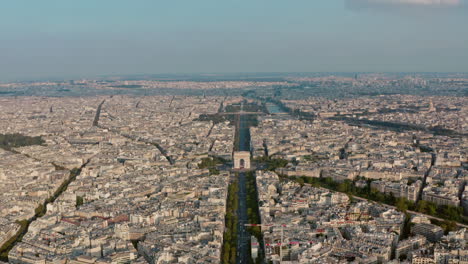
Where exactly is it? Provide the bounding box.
[288,175,466,233]
[330,116,463,137]
[198,156,227,169]
[254,156,289,171]
[222,181,239,264]
[302,154,328,163]
[224,100,268,114]
[209,167,220,175]
[264,98,315,120]
[194,100,265,127]
[198,156,226,175]
[430,219,458,235]
[0,133,45,151]
[76,196,84,207]
[194,113,229,125]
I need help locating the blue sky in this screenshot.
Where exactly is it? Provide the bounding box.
[1,0,467,81]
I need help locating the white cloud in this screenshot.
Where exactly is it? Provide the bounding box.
[347,0,461,7]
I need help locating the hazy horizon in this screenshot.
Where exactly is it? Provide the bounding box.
[1,0,468,81]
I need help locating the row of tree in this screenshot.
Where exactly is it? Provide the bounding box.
[0,220,29,261]
[245,172,265,264]
[254,156,289,172]
[329,116,463,137]
[222,181,239,264]
[290,176,464,233]
[0,166,83,261]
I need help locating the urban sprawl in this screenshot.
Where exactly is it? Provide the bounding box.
[0,74,467,264]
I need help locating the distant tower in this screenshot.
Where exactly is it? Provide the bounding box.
[429,100,436,112]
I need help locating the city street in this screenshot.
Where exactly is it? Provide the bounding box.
[236,111,253,264]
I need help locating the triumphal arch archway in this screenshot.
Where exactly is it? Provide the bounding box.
[233,151,251,170]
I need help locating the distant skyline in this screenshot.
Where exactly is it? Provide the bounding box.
[1,0,468,81]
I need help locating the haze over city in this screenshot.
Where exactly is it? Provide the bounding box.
[0,1,467,264]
